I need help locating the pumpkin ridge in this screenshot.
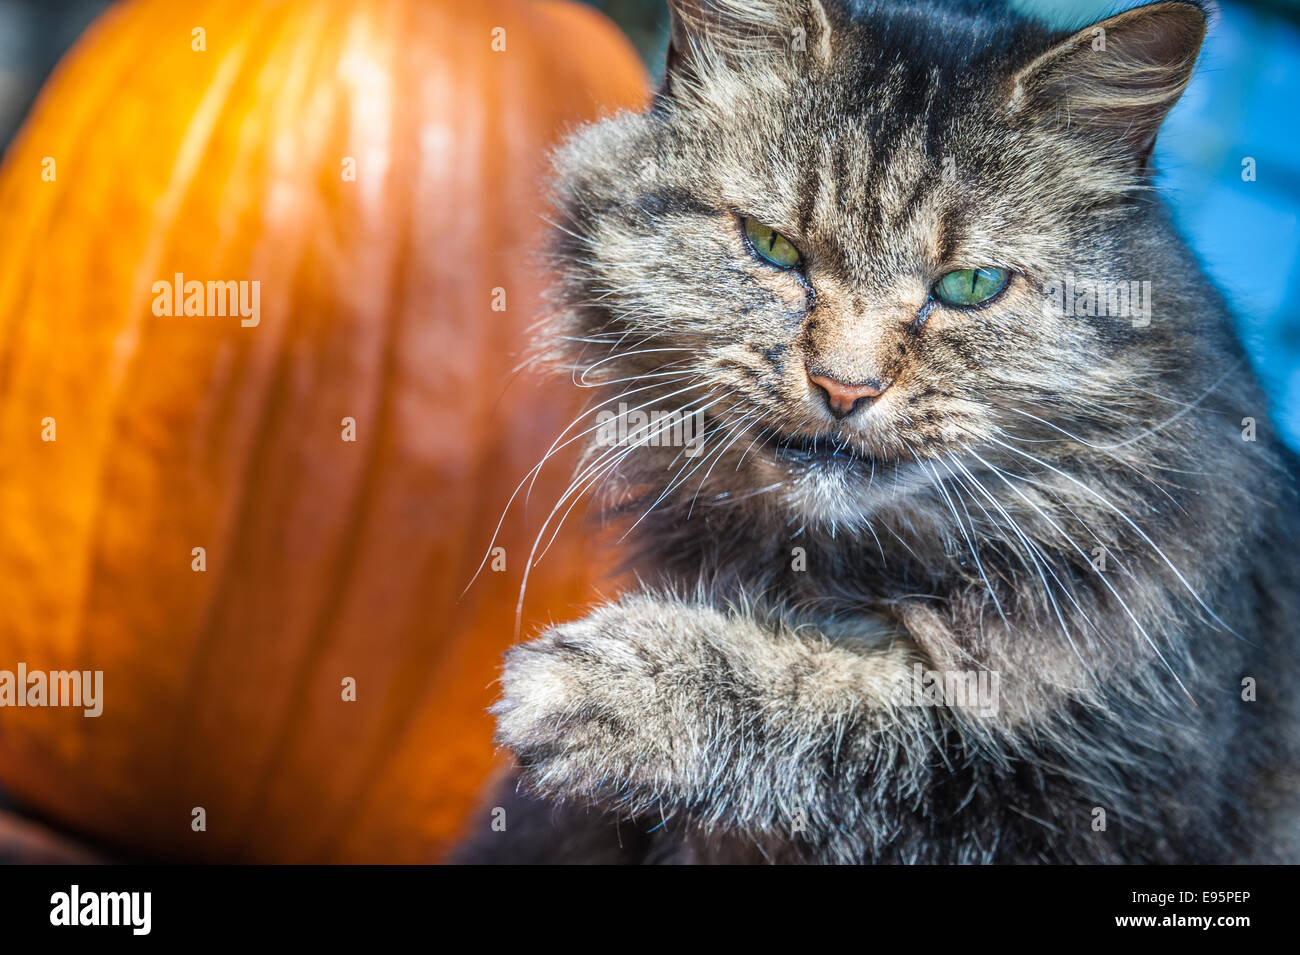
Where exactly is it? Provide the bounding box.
[305,1,593,858]
[298,3,478,862]
[72,6,306,840]
[314,1,645,860]
[232,273,401,857]
[0,1,187,686]
[0,0,168,406]
[231,127,410,868]
[161,3,358,854]
[69,13,274,824]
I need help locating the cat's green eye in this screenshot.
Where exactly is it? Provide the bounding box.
[933,267,1009,308]
[743,217,802,269]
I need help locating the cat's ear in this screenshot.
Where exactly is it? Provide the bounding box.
[664,0,834,93]
[1010,0,1207,165]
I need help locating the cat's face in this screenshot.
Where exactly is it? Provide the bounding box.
[550,0,1209,530]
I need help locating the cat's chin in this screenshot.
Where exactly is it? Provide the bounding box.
[772,453,934,530]
[735,427,929,527]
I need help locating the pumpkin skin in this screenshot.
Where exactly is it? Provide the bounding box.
[0,0,645,862]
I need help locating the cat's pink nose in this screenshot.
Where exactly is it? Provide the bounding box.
[808,371,891,419]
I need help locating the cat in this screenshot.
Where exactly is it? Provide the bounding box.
[454,0,1300,864]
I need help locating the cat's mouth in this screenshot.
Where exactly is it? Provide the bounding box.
[760,429,874,470]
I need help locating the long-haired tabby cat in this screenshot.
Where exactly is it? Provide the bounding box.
[455,0,1300,863]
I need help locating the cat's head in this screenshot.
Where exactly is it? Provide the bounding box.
[547,0,1218,532]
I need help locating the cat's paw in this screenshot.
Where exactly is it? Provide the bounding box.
[491,593,915,819]
[491,600,704,807]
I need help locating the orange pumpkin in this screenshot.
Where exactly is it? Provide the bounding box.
[0,0,646,862]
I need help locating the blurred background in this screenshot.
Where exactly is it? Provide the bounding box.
[0,0,1293,867]
[3,0,1297,444]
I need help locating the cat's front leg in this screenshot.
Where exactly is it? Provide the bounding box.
[493,592,930,859]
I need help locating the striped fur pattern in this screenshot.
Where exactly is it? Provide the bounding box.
[460,0,1300,864]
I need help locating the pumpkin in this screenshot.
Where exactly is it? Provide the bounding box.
[0,0,646,862]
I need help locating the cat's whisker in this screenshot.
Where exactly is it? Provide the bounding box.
[572,348,696,378]
[960,449,1191,700]
[915,456,972,558]
[615,401,755,539]
[464,378,716,597]
[931,454,1012,631]
[537,213,596,248]
[520,377,711,503]
[938,451,1100,673]
[735,423,776,471]
[515,393,730,635]
[574,366,697,390]
[948,454,1111,645]
[535,392,728,561]
[719,480,785,504]
[998,407,1187,514]
[985,433,1240,640]
[965,447,1128,580]
[1096,363,1242,450]
[687,409,767,517]
[1125,363,1245,411]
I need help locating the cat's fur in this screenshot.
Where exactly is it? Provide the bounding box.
[456,0,1300,863]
